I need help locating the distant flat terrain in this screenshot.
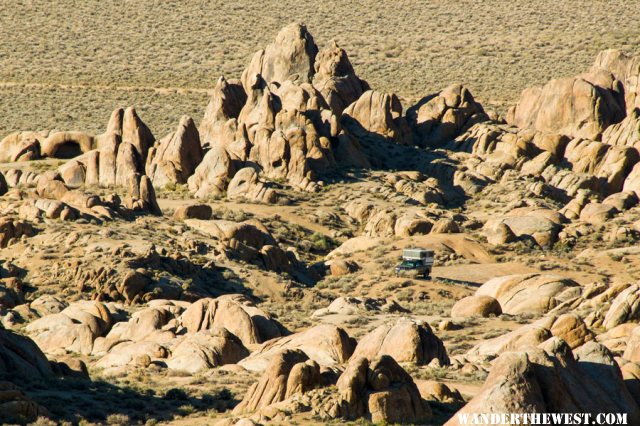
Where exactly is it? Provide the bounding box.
[1,0,639,136]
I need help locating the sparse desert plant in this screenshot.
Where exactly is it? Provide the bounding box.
[163,387,189,401]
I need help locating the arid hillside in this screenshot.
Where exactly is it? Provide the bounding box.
[1,0,639,136]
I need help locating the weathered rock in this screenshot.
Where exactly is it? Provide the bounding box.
[179,294,286,346]
[603,191,638,211]
[26,301,113,355]
[41,131,95,158]
[58,159,86,188]
[563,138,639,195]
[184,218,296,273]
[602,108,640,150]
[188,146,235,198]
[325,355,432,423]
[417,381,464,404]
[549,313,594,349]
[95,306,176,353]
[483,221,517,245]
[580,202,618,225]
[603,284,640,330]
[476,273,580,315]
[200,76,247,149]
[0,131,43,162]
[451,295,502,318]
[312,296,406,317]
[172,204,212,220]
[507,69,625,140]
[431,218,460,234]
[239,324,355,372]
[122,106,154,162]
[312,40,368,115]
[408,84,487,148]
[146,115,203,187]
[248,101,335,191]
[623,326,640,363]
[0,219,36,248]
[351,319,449,366]
[447,342,640,425]
[124,174,162,215]
[96,340,168,370]
[0,328,53,380]
[241,23,318,91]
[98,131,120,187]
[0,381,49,423]
[227,167,278,203]
[115,142,141,187]
[341,90,412,145]
[483,209,562,248]
[166,329,249,374]
[234,349,322,414]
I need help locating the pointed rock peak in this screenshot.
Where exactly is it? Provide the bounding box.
[592,49,632,81]
[315,40,356,78]
[241,23,319,91]
[105,108,124,135]
[122,106,155,160]
[178,115,197,130]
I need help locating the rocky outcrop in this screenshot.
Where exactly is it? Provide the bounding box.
[179,294,286,346]
[25,301,113,355]
[234,349,323,414]
[322,355,432,424]
[188,146,235,198]
[200,76,247,149]
[184,219,297,273]
[592,49,640,114]
[166,329,249,374]
[312,296,406,317]
[0,219,36,248]
[239,324,355,372]
[407,84,487,148]
[507,67,625,140]
[563,137,639,196]
[122,106,155,162]
[341,90,412,145]
[41,131,95,159]
[483,208,563,248]
[602,284,640,330]
[227,167,278,203]
[0,131,44,162]
[351,319,449,366]
[0,328,53,380]
[476,273,580,315]
[172,203,212,220]
[50,107,155,189]
[123,174,163,216]
[246,94,335,192]
[446,341,640,425]
[241,23,318,91]
[602,108,640,150]
[146,115,203,187]
[0,381,49,423]
[451,295,502,318]
[312,40,369,115]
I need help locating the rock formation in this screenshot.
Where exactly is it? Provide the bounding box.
[351,319,449,366]
[146,115,204,187]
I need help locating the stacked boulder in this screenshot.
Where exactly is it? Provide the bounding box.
[55,107,155,189]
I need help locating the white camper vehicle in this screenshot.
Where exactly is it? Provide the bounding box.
[394,248,434,278]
